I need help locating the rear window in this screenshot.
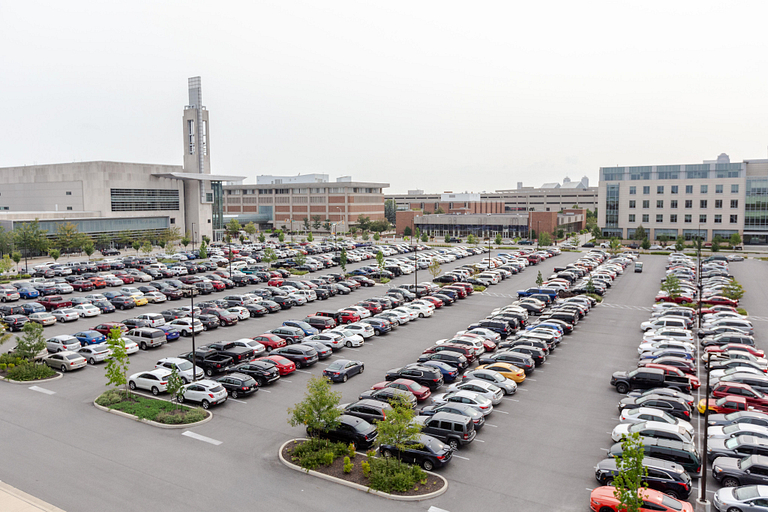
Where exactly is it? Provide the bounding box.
[148,331,165,339]
[64,354,81,361]
[210,385,225,393]
[660,496,683,511]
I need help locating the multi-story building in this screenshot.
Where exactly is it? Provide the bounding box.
[387,177,598,214]
[597,153,768,244]
[222,175,388,231]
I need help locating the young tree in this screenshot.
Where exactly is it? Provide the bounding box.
[262,248,278,268]
[49,248,61,263]
[375,250,385,275]
[104,327,130,398]
[376,396,423,461]
[311,215,322,230]
[53,222,81,253]
[198,240,208,259]
[608,237,622,256]
[538,232,552,247]
[569,234,579,246]
[140,241,152,256]
[434,206,445,214]
[278,232,285,242]
[634,225,646,241]
[356,215,371,232]
[373,232,380,242]
[202,235,211,244]
[591,225,603,239]
[287,375,342,439]
[730,232,742,248]
[660,274,682,300]
[641,238,650,251]
[0,226,12,257]
[675,236,685,252]
[723,279,745,301]
[495,233,502,245]
[244,222,257,241]
[302,217,310,231]
[11,252,21,272]
[712,234,722,252]
[362,231,370,241]
[166,366,186,403]
[117,231,133,249]
[0,255,14,275]
[613,432,648,512]
[96,233,111,251]
[83,240,95,261]
[323,219,332,232]
[414,227,420,240]
[307,232,314,242]
[181,232,191,248]
[428,259,441,280]
[403,226,412,238]
[466,233,475,245]
[444,234,452,243]
[421,233,428,243]
[14,219,49,272]
[14,322,47,361]
[132,241,141,255]
[295,251,307,267]
[384,199,396,224]
[536,271,543,287]
[259,233,266,243]
[586,277,596,295]
[339,248,348,274]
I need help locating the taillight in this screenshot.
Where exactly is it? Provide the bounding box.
[161,381,167,385]
[463,433,469,439]
[437,455,445,460]
[241,386,248,391]
[208,393,214,398]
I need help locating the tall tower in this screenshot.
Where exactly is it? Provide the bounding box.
[182,77,214,242]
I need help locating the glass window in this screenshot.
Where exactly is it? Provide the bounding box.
[686,185,693,194]
[629,200,636,209]
[731,214,738,224]
[643,186,650,195]
[700,214,707,223]
[732,184,739,193]
[731,200,739,209]
[629,186,636,195]
[642,200,649,208]
[716,184,723,194]
[670,200,678,209]
[715,215,722,224]
[671,185,678,194]
[628,214,635,223]
[670,214,677,223]
[110,189,180,212]
[657,200,663,208]
[642,214,649,223]
[657,186,664,194]
[685,200,692,209]
[700,200,708,208]
[684,215,692,223]
[701,185,708,194]
[656,214,663,223]
[715,200,723,209]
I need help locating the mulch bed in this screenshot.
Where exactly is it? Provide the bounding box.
[282,440,445,497]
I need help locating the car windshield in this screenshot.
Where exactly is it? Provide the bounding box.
[64,354,81,360]
[733,485,760,500]
[176,361,193,371]
[327,361,345,370]
[725,438,740,449]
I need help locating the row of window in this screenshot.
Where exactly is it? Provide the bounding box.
[629,184,739,195]
[628,214,738,224]
[629,199,739,209]
[228,187,382,195]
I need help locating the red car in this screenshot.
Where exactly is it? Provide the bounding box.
[701,305,739,315]
[298,280,318,289]
[589,486,693,512]
[71,280,94,292]
[642,363,700,390]
[700,295,739,307]
[208,280,225,291]
[370,379,431,402]
[443,286,467,299]
[256,355,295,375]
[697,395,751,415]
[268,278,284,287]
[88,277,107,289]
[705,344,765,358]
[357,301,383,314]
[338,310,361,324]
[654,293,694,304]
[92,322,129,336]
[422,344,475,363]
[251,334,287,351]
[711,382,768,411]
[421,296,444,308]
[452,282,473,296]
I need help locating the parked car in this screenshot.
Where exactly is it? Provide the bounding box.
[43,351,87,372]
[307,414,378,450]
[178,379,228,409]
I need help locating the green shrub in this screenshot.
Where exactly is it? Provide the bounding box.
[343,456,353,473]
[586,293,603,303]
[367,456,426,493]
[290,439,348,470]
[292,270,309,276]
[361,460,371,477]
[7,363,14,369]
[348,443,356,458]
[95,389,127,406]
[6,362,56,381]
[472,285,486,292]
[95,390,207,424]
[0,363,6,371]
[737,308,748,316]
[380,277,390,284]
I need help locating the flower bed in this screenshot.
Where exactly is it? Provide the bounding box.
[95,389,208,425]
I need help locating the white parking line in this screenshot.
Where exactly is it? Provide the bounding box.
[485,424,497,427]
[503,398,519,402]
[295,370,312,374]
[474,439,484,443]
[28,386,55,395]
[182,431,222,446]
[346,348,361,351]
[260,389,271,393]
[518,388,528,391]
[452,454,470,460]
[428,507,450,512]
[229,398,247,404]
[495,410,509,414]
[526,378,537,382]
[282,380,293,383]
[599,447,609,452]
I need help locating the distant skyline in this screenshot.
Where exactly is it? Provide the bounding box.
[3,1,768,194]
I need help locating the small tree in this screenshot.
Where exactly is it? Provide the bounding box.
[730,232,742,248]
[287,375,342,439]
[613,432,648,512]
[132,241,141,255]
[0,255,14,274]
[14,322,46,361]
[675,236,685,252]
[323,219,332,231]
[428,259,441,280]
[362,231,370,241]
[495,233,502,245]
[421,233,428,243]
[608,237,622,256]
[591,225,602,239]
[307,232,314,242]
[104,327,130,397]
[244,222,257,241]
[444,234,451,243]
[660,274,682,300]
[538,232,552,246]
[403,226,412,238]
[641,237,650,251]
[339,248,347,274]
[310,215,322,230]
[263,248,278,268]
[569,234,579,246]
[634,225,646,241]
[375,395,423,462]
[166,366,185,403]
[181,232,191,249]
[536,271,543,287]
[466,234,476,245]
[295,251,307,267]
[712,235,722,252]
[258,233,266,243]
[278,232,285,242]
[198,240,208,259]
[49,248,61,263]
[376,250,385,275]
[302,217,310,231]
[83,240,95,261]
[723,279,745,301]
[586,277,596,295]
[202,235,211,244]
[373,232,380,242]
[140,241,152,256]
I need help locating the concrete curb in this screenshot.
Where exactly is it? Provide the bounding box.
[0,372,64,385]
[278,438,448,501]
[92,395,213,429]
[0,480,66,511]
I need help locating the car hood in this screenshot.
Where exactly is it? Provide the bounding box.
[612,371,629,380]
[712,456,741,472]
[612,424,631,439]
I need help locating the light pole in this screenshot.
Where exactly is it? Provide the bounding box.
[488,235,492,269]
[191,222,196,252]
[413,216,418,290]
[190,292,197,382]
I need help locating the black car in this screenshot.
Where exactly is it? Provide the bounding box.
[197,314,220,331]
[0,304,26,316]
[110,296,136,310]
[618,394,692,421]
[712,454,768,488]
[271,295,294,309]
[358,387,417,408]
[216,372,258,399]
[467,320,512,339]
[122,318,152,329]
[502,346,546,366]
[308,414,378,449]
[343,399,392,424]
[419,403,486,430]
[432,293,455,305]
[478,352,535,374]
[594,457,692,499]
[417,352,469,371]
[3,314,29,331]
[385,364,444,390]
[379,433,453,471]
[271,345,319,368]
[323,359,365,383]
[230,360,280,387]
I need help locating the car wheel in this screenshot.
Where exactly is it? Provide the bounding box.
[151,386,159,396]
[722,477,740,487]
[422,459,434,471]
[177,394,185,404]
[183,330,190,337]
[382,449,393,458]
[615,383,629,394]
[182,377,189,384]
[664,489,679,499]
[346,341,352,348]
[448,439,459,450]
[231,390,239,399]
[599,508,613,512]
[202,400,210,409]
[88,358,96,365]
[342,374,348,383]
[604,477,614,486]
[60,364,67,372]
[257,378,265,387]
[359,365,364,373]
[726,508,743,512]
[140,342,147,351]
[205,368,213,377]
[129,381,136,390]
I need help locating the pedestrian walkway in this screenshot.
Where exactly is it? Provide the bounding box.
[0,481,64,512]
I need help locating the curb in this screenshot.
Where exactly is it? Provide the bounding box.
[92,396,213,429]
[0,480,66,512]
[1,372,64,385]
[278,438,448,501]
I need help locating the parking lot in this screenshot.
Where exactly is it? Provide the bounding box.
[1,247,763,511]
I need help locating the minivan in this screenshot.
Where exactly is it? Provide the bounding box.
[304,316,336,331]
[416,411,476,450]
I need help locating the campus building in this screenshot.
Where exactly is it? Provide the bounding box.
[597,153,768,244]
[0,77,243,243]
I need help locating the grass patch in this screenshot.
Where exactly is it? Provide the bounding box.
[291,270,309,275]
[95,389,207,424]
[737,308,748,316]
[586,293,603,303]
[2,361,56,381]
[380,277,391,284]
[473,285,487,292]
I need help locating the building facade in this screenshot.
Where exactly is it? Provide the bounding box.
[597,154,768,244]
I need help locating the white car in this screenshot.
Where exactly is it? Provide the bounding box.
[637,341,695,356]
[618,407,694,437]
[52,308,80,323]
[405,304,433,318]
[72,304,101,318]
[458,328,502,343]
[77,343,112,365]
[28,311,57,326]
[430,390,494,416]
[168,318,204,336]
[103,275,125,287]
[229,338,267,357]
[135,313,166,328]
[85,293,108,302]
[227,307,250,321]
[642,328,694,344]
[155,357,204,383]
[294,290,317,303]
[446,379,504,405]
[169,253,188,261]
[43,351,87,372]
[305,332,345,350]
[328,328,365,348]
[120,337,140,355]
[707,423,768,440]
[344,322,375,339]
[179,379,228,409]
[128,368,173,395]
[288,292,307,306]
[46,334,83,353]
[410,299,436,312]
[53,283,74,294]
[391,307,419,322]
[611,421,693,444]
[144,291,167,304]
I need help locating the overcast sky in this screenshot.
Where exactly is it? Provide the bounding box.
[3,1,768,193]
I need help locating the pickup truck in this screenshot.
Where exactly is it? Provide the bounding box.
[516,287,558,300]
[178,349,233,377]
[38,295,73,311]
[199,341,254,364]
[611,367,691,394]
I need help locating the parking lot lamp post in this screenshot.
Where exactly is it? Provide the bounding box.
[698,358,712,506]
[488,235,491,269]
[190,293,197,382]
[413,217,418,290]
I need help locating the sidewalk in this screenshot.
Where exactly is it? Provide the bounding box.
[0,481,65,512]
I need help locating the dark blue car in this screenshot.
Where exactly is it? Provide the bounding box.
[419,360,460,382]
[282,320,319,336]
[322,359,364,383]
[73,330,107,346]
[157,325,181,342]
[21,302,46,315]
[17,288,39,299]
